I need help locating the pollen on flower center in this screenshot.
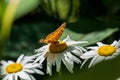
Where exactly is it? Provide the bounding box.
[98,45,116,56]
[49,41,68,53]
[6,63,23,74]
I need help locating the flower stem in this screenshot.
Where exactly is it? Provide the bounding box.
[58,67,62,77]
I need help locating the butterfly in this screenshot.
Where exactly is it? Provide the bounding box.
[39,22,66,44]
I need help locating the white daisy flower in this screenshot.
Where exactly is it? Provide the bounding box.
[34,35,87,75]
[81,40,120,68]
[0,54,44,80]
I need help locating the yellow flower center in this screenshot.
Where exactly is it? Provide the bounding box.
[98,45,116,56]
[49,41,68,53]
[6,63,23,74]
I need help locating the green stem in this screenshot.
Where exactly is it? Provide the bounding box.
[58,67,62,77]
[0,0,20,60]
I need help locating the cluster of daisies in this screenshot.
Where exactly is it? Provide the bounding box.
[0,35,120,80]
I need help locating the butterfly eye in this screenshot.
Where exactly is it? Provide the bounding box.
[39,22,66,44]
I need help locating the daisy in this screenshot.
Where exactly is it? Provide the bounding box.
[0,54,44,80]
[81,40,120,68]
[34,35,87,75]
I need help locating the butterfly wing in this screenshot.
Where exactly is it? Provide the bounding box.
[40,22,66,43]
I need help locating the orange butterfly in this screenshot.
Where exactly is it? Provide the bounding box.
[40,22,66,44]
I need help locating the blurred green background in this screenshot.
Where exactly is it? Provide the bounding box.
[0,0,120,80]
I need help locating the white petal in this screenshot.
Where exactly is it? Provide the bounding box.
[20,59,30,65]
[105,56,115,60]
[8,60,14,64]
[35,45,49,53]
[66,52,81,63]
[67,41,87,46]
[1,67,6,75]
[63,35,88,45]
[39,56,46,64]
[21,56,36,65]
[47,61,52,76]
[71,46,84,56]
[66,52,73,61]
[87,46,98,50]
[91,56,104,67]
[78,46,87,52]
[80,51,97,59]
[113,52,120,57]
[116,40,120,48]
[30,63,40,68]
[29,75,36,80]
[33,69,44,75]
[55,55,62,72]
[88,56,99,68]
[80,59,89,69]
[111,40,117,46]
[8,74,13,80]
[14,74,18,80]
[17,71,31,80]
[63,35,70,42]
[24,63,40,69]
[97,42,104,46]
[71,49,82,56]
[2,75,10,80]
[16,54,24,63]
[46,52,57,65]
[34,54,46,64]
[116,48,120,53]
[23,69,35,73]
[62,54,73,73]
[1,60,8,66]
[24,63,33,68]
[72,55,81,64]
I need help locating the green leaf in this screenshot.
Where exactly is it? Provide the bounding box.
[61,28,118,47]
[57,0,71,20]
[5,0,40,20]
[61,19,119,46]
[40,0,80,23]
[80,28,119,46]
